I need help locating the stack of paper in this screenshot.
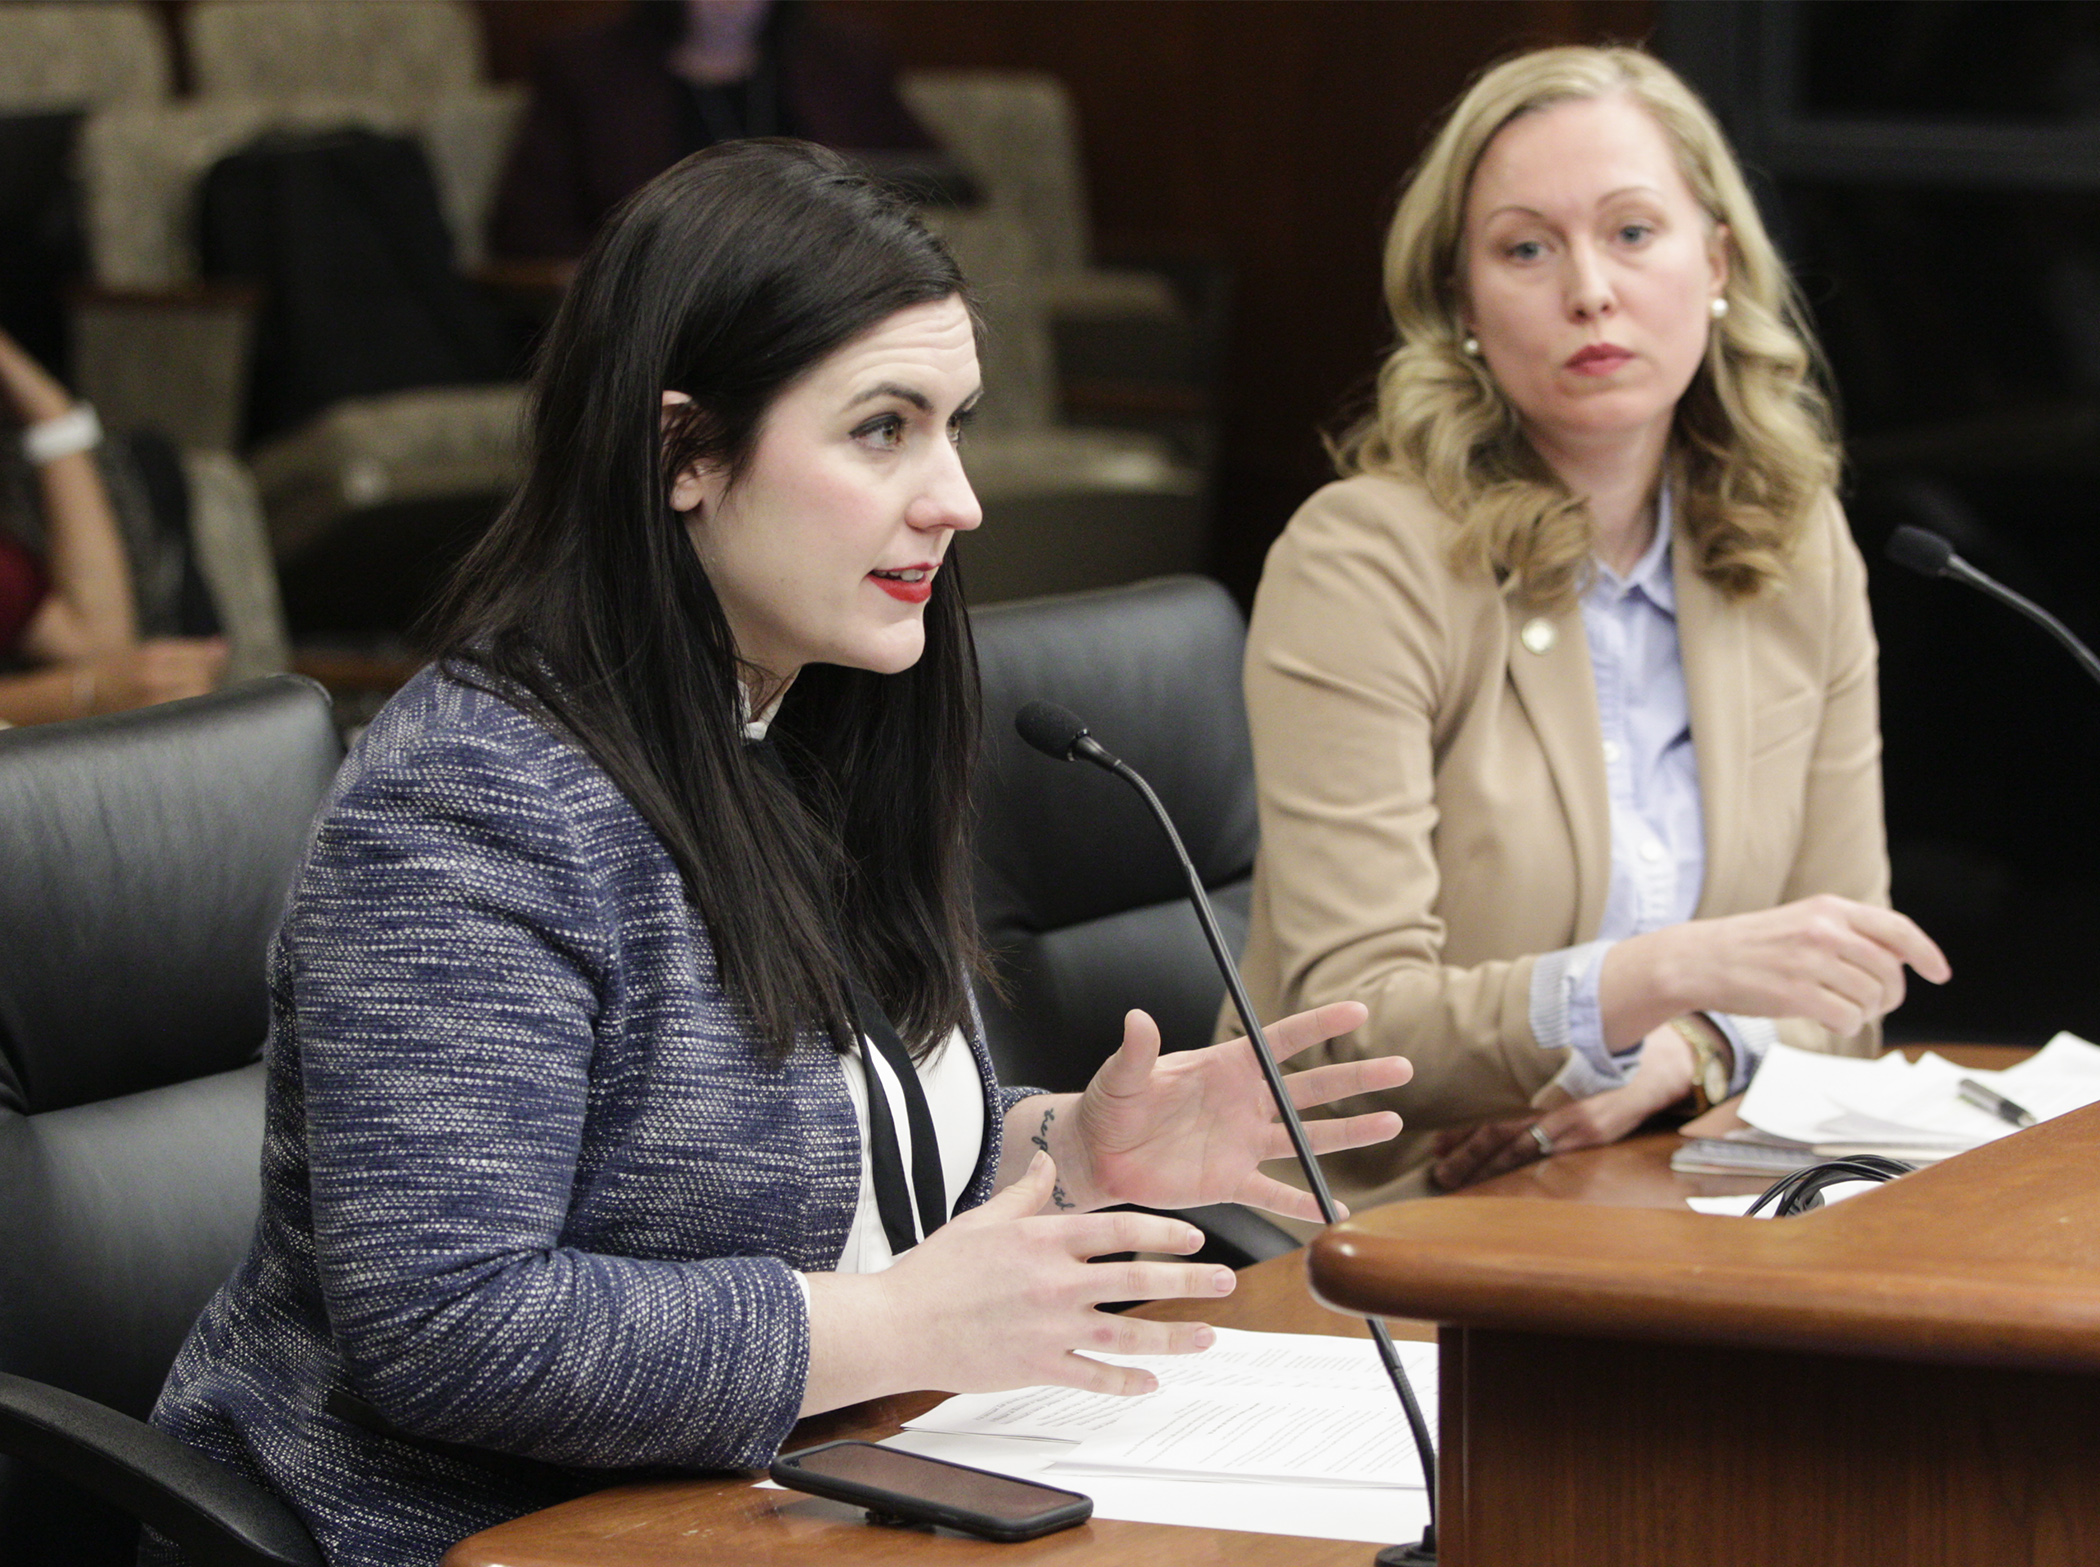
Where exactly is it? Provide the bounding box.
[777,1329,1439,1545]
[1672,1033,2100,1177]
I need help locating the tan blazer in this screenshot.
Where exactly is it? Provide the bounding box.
[1231,474,1886,1213]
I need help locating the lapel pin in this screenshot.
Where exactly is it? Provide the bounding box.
[1520,617,1556,655]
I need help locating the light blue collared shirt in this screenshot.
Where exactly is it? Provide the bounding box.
[1527,492,1775,1098]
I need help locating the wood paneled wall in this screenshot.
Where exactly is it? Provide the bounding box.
[476,0,1655,596]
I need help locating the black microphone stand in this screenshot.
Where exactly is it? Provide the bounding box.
[1018,703,1437,1567]
[1886,524,2100,688]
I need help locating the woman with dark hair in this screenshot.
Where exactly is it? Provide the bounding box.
[148,141,1410,1567]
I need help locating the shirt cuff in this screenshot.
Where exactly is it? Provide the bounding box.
[793,1271,812,1311]
[1707,1013,1777,1097]
[1546,1047,1630,1100]
[1530,939,1631,1093]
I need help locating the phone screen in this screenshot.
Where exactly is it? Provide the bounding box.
[784,1443,1082,1523]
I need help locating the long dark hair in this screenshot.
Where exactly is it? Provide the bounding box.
[429,140,981,1061]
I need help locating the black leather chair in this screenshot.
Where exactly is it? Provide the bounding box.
[971,575,1294,1264]
[0,677,342,1567]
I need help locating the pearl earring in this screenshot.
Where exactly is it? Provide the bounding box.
[1710,297,1729,320]
[1462,336,1481,357]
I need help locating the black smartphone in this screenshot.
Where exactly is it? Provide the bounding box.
[769,1439,1094,1543]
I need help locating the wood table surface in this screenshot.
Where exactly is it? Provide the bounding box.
[1451,1040,2035,1210]
[1318,1102,2100,1373]
[446,1043,2035,1566]
[1299,1043,2100,1567]
[443,1250,1433,1567]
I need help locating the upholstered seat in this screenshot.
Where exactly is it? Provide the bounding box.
[901,70,1223,468]
[72,88,529,617]
[969,576,1293,1263]
[185,0,486,103]
[0,676,342,1566]
[924,205,1206,605]
[0,8,288,686]
[0,2,170,111]
[900,72,1181,323]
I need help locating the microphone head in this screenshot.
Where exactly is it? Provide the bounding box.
[1015,700,1090,761]
[1886,525,1955,579]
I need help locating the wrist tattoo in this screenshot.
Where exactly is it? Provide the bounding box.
[1031,1107,1075,1209]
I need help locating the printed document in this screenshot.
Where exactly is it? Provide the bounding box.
[1737,1033,2100,1155]
[1053,1386,1421,1486]
[882,1428,1434,1545]
[815,1328,1442,1543]
[904,1326,1435,1442]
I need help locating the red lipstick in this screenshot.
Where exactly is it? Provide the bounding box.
[869,563,937,604]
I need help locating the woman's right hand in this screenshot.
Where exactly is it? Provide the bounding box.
[1601,894,1951,1046]
[86,638,230,712]
[802,1152,1234,1414]
[880,1151,1232,1395]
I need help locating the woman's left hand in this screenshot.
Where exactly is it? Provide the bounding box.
[1016,1001,1411,1223]
[1428,1024,1696,1190]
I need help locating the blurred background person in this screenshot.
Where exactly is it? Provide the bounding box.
[1231,45,1950,1212]
[490,0,942,263]
[0,328,226,726]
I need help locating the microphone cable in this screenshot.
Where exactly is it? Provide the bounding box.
[1016,700,1439,1567]
[1745,1154,1915,1218]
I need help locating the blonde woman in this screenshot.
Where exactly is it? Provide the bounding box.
[1235,46,1950,1210]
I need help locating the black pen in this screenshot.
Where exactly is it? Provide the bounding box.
[1958,1077,2037,1129]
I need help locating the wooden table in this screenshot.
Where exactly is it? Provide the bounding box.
[444,1251,1431,1567]
[1311,1046,2099,1567]
[1452,1041,2036,1211]
[447,1044,2038,1566]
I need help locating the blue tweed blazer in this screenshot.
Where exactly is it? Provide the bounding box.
[151,666,1018,1567]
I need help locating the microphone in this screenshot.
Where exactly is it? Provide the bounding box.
[1015,700,1438,1567]
[1885,525,2100,688]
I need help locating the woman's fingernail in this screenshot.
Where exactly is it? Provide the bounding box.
[1212,1268,1235,1293]
[1194,1326,1216,1348]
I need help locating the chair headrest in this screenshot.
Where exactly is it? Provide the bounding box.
[971,576,1257,939]
[0,677,342,1114]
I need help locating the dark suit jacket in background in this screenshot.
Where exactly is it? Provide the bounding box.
[490,12,937,260]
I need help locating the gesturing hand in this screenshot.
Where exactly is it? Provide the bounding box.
[836,1152,1232,1406]
[1041,1001,1410,1223]
[1603,895,1950,1046]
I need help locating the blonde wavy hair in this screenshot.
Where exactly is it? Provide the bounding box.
[1333,45,1838,610]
